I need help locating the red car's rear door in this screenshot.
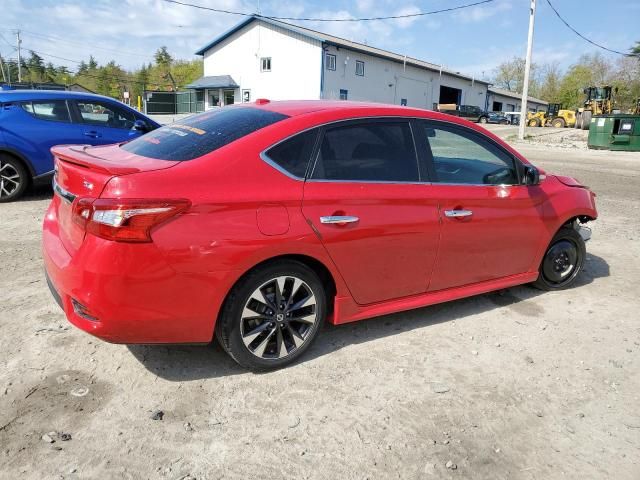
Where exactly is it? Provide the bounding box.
[416,121,546,291]
[301,119,441,305]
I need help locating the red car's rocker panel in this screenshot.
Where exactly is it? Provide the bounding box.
[43,101,597,369]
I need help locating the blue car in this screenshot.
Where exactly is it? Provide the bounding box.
[0,90,159,201]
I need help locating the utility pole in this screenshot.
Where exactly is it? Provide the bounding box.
[0,54,7,83]
[518,0,536,140]
[16,30,22,83]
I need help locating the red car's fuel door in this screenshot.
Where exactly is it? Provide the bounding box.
[417,120,546,291]
[301,119,441,305]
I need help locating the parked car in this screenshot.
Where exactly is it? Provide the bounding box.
[437,104,490,123]
[43,101,597,371]
[504,112,521,125]
[0,90,159,202]
[487,112,509,124]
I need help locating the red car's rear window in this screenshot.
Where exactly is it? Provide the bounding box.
[122,107,288,161]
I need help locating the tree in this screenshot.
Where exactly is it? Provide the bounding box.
[88,55,98,70]
[631,41,640,57]
[26,51,45,82]
[492,56,539,96]
[538,63,562,103]
[44,62,57,81]
[77,60,88,75]
[154,46,173,69]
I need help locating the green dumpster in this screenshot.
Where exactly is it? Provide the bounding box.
[588,114,640,151]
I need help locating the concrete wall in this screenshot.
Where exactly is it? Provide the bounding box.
[321,44,488,109]
[487,91,547,113]
[202,21,323,107]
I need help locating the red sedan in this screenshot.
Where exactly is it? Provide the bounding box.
[43,101,597,370]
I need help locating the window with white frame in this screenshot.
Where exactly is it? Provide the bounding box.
[355,60,365,76]
[339,89,348,100]
[260,57,272,72]
[325,53,336,71]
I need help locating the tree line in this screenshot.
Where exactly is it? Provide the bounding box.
[493,46,640,111]
[0,47,202,103]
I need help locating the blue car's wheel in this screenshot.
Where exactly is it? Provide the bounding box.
[0,154,29,202]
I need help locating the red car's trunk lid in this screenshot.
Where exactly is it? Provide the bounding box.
[51,144,178,255]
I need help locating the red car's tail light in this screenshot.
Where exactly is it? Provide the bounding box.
[72,198,190,242]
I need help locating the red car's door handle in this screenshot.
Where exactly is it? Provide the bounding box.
[320,215,359,225]
[444,209,473,218]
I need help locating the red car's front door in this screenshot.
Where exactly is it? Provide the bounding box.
[301,120,441,305]
[417,121,546,291]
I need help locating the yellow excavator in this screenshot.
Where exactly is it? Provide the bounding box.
[527,103,576,128]
[575,86,615,130]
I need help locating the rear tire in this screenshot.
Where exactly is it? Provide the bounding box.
[479,116,488,124]
[582,111,592,130]
[532,227,586,291]
[0,154,29,203]
[575,113,582,129]
[552,118,566,128]
[215,260,326,371]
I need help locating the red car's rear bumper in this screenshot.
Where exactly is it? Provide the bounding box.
[42,204,235,344]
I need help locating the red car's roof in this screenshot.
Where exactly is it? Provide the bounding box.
[252,99,441,119]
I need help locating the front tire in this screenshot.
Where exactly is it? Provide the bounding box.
[528,118,541,127]
[532,227,586,291]
[216,260,326,371]
[582,111,592,130]
[552,118,566,128]
[0,154,29,202]
[479,116,488,124]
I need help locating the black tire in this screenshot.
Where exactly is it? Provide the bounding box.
[552,118,566,128]
[575,113,582,129]
[532,227,586,291]
[215,260,326,371]
[582,110,592,130]
[479,116,488,124]
[528,118,541,127]
[0,154,29,202]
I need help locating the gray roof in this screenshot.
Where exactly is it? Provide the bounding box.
[488,86,548,105]
[195,16,490,85]
[185,75,239,89]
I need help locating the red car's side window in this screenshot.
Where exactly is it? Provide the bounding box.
[422,124,519,185]
[310,121,419,183]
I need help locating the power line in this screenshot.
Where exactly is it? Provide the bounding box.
[161,0,496,22]
[9,29,154,60]
[544,0,638,57]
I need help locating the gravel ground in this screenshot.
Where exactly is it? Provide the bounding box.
[1,132,639,479]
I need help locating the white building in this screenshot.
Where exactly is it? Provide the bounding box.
[188,15,494,111]
[487,86,548,113]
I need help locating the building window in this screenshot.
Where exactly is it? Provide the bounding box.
[242,89,251,103]
[355,60,365,76]
[339,89,348,100]
[400,99,407,106]
[325,53,336,71]
[260,57,271,72]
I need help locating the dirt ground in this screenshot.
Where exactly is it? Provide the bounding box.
[1,127,639,480]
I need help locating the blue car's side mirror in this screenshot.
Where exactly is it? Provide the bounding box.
[132,119,150,133]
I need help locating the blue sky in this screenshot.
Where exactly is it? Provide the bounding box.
[1,0,638,78]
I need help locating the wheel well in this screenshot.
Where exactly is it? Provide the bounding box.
[0,149,34,180]
[562,215,595,229]
[214,254,338,339]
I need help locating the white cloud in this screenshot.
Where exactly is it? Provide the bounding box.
[453,0,512,23]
